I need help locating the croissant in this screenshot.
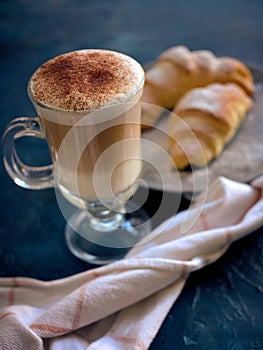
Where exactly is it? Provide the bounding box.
[168,83,253,169]
[142,46,255,129]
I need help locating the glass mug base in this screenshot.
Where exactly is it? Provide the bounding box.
[65,201,151,264]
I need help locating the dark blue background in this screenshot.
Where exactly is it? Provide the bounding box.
[1,1,263,349]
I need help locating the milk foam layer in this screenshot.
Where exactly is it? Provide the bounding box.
[29,49,144,112]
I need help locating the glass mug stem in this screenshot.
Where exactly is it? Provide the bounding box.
[1,116,54,189]
[88,206,125,232]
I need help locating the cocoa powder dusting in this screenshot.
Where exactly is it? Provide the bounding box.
[30,50,143,111]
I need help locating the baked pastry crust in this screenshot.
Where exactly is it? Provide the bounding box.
[142,46,255,129]
[168,83,253,169]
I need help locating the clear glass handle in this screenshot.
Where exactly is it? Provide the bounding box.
[1,116,54,189]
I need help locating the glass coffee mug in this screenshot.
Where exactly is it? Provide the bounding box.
[2,49,151,264]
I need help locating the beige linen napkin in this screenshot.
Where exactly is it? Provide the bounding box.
[0,176,263,350]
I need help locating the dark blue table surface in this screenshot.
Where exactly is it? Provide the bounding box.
[1,1,263,349]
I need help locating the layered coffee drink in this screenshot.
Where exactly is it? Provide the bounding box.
[28,50,145,208]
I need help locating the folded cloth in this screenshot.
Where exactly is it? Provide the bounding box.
[0,176,263,350]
